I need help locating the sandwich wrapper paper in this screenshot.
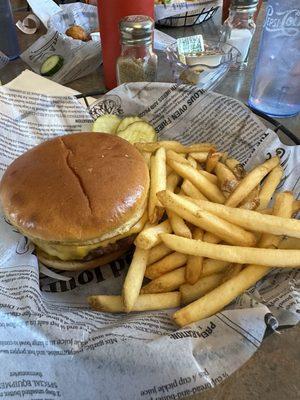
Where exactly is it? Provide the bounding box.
[0,82,299,399]
[20,2,102,85]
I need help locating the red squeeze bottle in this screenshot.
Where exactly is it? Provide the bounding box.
[97,0,155,90]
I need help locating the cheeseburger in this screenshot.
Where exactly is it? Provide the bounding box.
[0,132,149,270]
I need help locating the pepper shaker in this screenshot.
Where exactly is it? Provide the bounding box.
[116,15,158,85]
[97,0,154,90]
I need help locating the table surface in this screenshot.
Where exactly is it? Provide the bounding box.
[2,4,300,400]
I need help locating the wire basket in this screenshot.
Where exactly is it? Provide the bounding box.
[156,5,219,27]
[74,90,300,146]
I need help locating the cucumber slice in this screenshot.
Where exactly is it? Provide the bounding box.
[116,116,144,133]
[116,121,157,144]
[40,55,64,77]
[92,114,121,134]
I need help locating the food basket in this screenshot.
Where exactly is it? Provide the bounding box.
[76,89,300,145]
[155,0,220,27]
[0,82,299,400]
[21,3,101,85]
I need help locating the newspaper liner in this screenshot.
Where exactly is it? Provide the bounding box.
[0,51,9,71]
[0,83,299,400]
[20,3,102,85]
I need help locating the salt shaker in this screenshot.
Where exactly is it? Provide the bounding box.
[116,15,157,85]
[220,0,258,69]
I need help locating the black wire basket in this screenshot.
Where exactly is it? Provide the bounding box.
[156,5,220,28]
[75,90,300,146]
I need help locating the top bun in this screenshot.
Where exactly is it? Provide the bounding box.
[0,132,149,243]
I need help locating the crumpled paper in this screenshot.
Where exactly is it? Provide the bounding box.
[20,3,101,85]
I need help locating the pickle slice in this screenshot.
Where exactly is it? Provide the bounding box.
[116,121,157,144]
[92,114,121,134]
[40,55,64,77]
[117,116,144,133]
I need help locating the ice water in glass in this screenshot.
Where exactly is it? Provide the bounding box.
[0,0,20,60]
[248,0,300,117]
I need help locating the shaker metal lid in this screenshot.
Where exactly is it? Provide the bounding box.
[119,15,154,44]
[231,0,258,9]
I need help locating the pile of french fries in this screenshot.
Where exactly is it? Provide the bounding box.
[88,140,300,327]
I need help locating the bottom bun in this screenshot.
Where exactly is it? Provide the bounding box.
[37,248,128,271]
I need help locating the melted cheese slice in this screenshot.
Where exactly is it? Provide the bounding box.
[32,213,147,261]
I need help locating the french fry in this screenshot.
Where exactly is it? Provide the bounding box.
[122,247,149,312]
[279,237,300,250]
[257,165,283,210]
[167,172,181,192]
[147,243,173,265]
[166,160,225,203]
[258,208,273,214]
[222,263,243,283]
[259,192,294,249]
[167,155,218,184]
[166,173,192,239]
[273,191,294,218]
[166,210,192,238]
[206,151,222,173]
[161,234,300,268]
[167,151,217,182]
[239,186,260,210]
[141,151,151,168]
[293,200,300,214]
[196,210,256,247]
[166,150,189,165]
[148,147,167,223]
[141,267,186,294]
[220,152,228,163]
[225,158,246,180]
[145,252,187,279]
[185,228,204,284]
[198,170,218,184]
[172,191,295,326]
[187,196,300,238]
[166,165,173,175]
[157,191,257,247]
[202,232,221,244]
[173,265,269,327]
[135,220,172,250]
[189,152,209,163]
[225,156,280,207]
[215,162,238,197]
[181,180,208,201]
[135,141,215,154]
[167,151,210,177]
[88,292,181,312]
[202,259,230,276]
[259,200,300,216]
[180,273,224,305]
[187,155,198,169]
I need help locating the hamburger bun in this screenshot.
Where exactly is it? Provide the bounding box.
[0,132,149,270]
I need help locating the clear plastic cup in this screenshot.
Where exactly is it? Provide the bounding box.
[0,0,20,60]
[248,0,300,117]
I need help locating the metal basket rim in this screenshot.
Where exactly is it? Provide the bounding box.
[74,90,299,146]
